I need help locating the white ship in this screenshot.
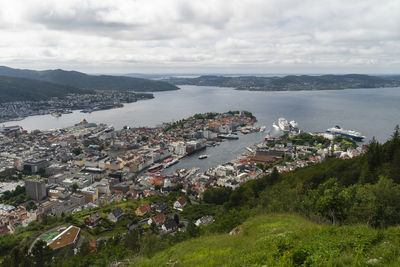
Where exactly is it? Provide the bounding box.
[326,126,365,141]
[165,159,179,168]
[198,155,208,159]
[289,120,298,129]
[278,118,290,132]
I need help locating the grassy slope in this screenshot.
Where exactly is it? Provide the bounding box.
[130,214,400,266]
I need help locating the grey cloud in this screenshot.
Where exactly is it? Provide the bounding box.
[0,0,400,74]
[29,6,137,34]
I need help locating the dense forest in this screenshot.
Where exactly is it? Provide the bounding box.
[164,74,400,91]
[0,66,179,93]
[0,76,94,103]
[2,127,400,266]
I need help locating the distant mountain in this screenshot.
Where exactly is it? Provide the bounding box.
[0,66,179,92]
[0,75,94,103]
[164,74,400,91]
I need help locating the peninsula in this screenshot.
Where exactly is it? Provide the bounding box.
[164,74,400,91]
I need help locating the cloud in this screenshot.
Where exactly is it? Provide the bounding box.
[0,0,399,73]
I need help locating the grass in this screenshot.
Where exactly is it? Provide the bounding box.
[128,213,400,266]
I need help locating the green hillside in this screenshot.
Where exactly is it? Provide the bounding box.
[0,66,179,92]
[130,214,400,266]
[0,75,94,102]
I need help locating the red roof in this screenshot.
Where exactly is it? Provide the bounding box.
[177,196,187,206]
[151,213,166,225]
[138,204,151,214]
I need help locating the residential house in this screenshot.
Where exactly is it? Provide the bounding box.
[135,204,151,216]
[151,202,168,213]
[107,207,124,223]
[85,212,102,228]
[195,216,215,227]
[148,213,166,226]
[173,197,187,211]
[162,220,178,232]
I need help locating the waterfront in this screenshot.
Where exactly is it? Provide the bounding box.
[4,85,399,172]
[5,85,400,141]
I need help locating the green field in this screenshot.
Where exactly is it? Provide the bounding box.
[129,214,400,266]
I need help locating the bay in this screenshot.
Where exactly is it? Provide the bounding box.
[4,85,400,172]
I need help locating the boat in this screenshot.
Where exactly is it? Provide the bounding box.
[51,112,61,117]
[260,126,266,132]
[289,120,298,128]
[278,118,290,132]
[326,126,365,141]
[272,122,280,130]
[104,126,114,133]
[148,163,164,172]
[246,147,255,153]
[218,133,239,140]
[198,155,208,159]
[8,117,24,121]
[165,159,179,168]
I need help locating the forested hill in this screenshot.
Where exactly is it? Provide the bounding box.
[0,75,94,103]
[0,66,179,92]
[164,74,400,91]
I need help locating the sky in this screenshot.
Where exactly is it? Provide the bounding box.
[0,0,399,74]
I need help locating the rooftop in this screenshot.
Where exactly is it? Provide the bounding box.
[48,225,80,250]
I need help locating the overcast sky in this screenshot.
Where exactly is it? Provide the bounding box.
[1,0,399,74]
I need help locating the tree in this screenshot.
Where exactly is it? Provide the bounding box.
[203,187,232,205]
[71,183,79,193]
[26,201,37,211]
[38,167,46,177]
[172,183,183,192]
[263,167,280,186]
[174,213,180,225]
[140,232,161,258]
[72,147,82,155]
[124,229,140,252]
[186,221,200,237]
[307,178,350,224]
[29,240,53,267]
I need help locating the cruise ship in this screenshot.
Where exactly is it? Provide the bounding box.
[278,118,290,132]
[326,126,365,141]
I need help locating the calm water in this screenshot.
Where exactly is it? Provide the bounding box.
[4,85,400,172]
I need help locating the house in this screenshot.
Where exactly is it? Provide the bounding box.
[151,202,168,213]
[162,220,178,232]
[148,213,166,226]
[195,216,215,227]
[107,207,124,223]
[135,204,151,216]
[173,197,187,211]
[85,212,102,228]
